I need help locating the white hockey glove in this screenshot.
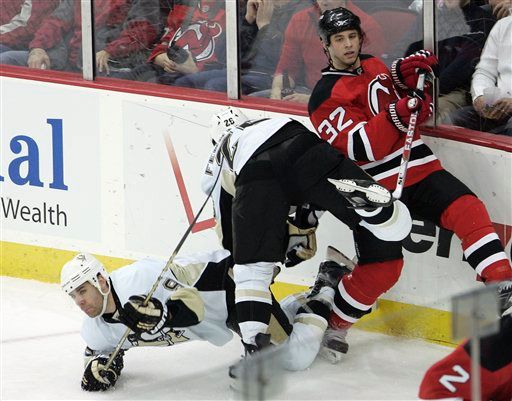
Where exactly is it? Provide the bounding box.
[81,353,123,391]
[122,295,168,334]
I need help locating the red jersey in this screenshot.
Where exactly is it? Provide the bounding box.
[149,4,225,72]
[419,316,512,401]
[308,55,443,190]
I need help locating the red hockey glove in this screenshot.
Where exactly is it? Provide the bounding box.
[390,50,438,91]
[387,94,433,133]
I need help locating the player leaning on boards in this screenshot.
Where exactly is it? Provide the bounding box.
[61,249,353,391]
[308,7,512,362]
[202,107,413,365]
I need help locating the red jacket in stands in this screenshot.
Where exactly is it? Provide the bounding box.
[0,0,59,49]
[308,55,443,190]
[29,0,159,68]
[275,2,385,90]
[149,3,225,72]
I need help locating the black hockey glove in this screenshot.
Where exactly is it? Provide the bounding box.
[284,205,322,267]
[81,353,123,391]
[122,295,168,334]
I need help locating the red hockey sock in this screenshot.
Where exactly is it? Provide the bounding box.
[340,259,404,307]
[329,311,353,330]
[440,195,512,281]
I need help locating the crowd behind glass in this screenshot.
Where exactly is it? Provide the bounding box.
[1,0,510,135]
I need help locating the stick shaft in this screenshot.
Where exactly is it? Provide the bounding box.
[392,72,427,200]
[104,162,221,370]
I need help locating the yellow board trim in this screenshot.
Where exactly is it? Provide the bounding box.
[271,280,455,347]
[1,241,133,283]
[1,242,454,346]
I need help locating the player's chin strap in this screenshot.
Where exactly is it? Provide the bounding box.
[98,281,111,316]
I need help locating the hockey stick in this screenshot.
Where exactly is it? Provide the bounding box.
[103,156,222,371]
[392,71,428,200]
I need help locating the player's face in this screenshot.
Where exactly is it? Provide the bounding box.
[70,282,104,318]
[327,29,362,70]
[316,0,346,12]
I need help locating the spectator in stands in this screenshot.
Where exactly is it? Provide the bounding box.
[1,0,160,74]
[488,0,512,19]
[0,0,60,63]
[404,0,495,123]
[140,0,226,86]
[451,15,511,135]
[269,0,385,103]
[174,0,310,93]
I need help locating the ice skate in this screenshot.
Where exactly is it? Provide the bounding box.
[498,280,512,316]
[319,326,350,364]
[308,246,353,299]
[328,178,392,209]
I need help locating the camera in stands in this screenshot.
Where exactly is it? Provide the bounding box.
[167,42,189,64]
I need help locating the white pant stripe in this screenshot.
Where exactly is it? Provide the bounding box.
[332,304,358,324]
[338,279,373,311]
[475,252,509,275]
[464,232,499,257]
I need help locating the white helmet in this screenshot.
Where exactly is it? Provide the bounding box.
[209,107,248,145]
[61,253,111,315]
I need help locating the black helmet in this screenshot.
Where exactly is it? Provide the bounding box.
[319,7,362,46]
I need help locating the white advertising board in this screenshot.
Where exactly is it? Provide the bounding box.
[1,76,510,312]
[1,78,101,241]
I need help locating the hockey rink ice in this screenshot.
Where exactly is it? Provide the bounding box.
[1,276,454,400]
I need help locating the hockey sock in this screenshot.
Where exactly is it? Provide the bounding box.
[331,259,404,325]
[440,195,512,282]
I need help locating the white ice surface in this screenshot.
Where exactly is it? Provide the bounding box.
[1,276,453,400]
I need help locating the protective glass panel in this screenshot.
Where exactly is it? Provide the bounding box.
[0,0,80,74]
[451,284,500,341]
[235,1,426,107]
[434,1,511,136]
[92,0,228,91]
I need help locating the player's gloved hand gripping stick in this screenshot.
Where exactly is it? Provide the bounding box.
[392,71,428,200]
[103,150,223,371]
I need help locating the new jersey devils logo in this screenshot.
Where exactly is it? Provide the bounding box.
[171,21,222,62]
[368,74,393,116]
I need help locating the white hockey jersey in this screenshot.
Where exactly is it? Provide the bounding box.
[201,117,293,242]
[81,249,234,353]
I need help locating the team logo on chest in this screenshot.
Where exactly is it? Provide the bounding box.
[172,21,222,62]
[128,327,190,347]
[368,74,392,116]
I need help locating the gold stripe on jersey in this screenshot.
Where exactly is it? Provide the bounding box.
[221,170,236,196]
[295,314,328,331]
[267,314,290,344]
[235,288,273,302]
[170,287,205,322]
[170,261,207,286]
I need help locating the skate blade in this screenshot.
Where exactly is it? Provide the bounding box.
[326,246,356,270]
[318,346,345,364]
[327,178,391,205]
